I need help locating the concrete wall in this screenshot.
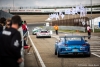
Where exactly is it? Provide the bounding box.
[43,26,85,32]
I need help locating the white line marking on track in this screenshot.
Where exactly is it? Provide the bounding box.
[92,52,100,54]
[91,50,100,51]
[91,48,100,49]
[91,46,100,47]
[92,53,100,58]
[29,35,46,67]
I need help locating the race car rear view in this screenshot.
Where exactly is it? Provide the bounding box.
[36,30,51,38]
[55,35,91,57]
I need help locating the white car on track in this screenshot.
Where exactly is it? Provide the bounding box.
[32,27,42,35]
[36,30,51,38]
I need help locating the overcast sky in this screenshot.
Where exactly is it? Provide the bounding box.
[0,0,100,7]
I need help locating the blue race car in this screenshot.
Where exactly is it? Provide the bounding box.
[55,35,91,57]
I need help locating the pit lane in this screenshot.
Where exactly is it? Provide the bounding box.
[29,35,100,67]
[28,24,100,67]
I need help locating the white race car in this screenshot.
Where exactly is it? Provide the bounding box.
[32,27,42,35]
[36,30,51,38]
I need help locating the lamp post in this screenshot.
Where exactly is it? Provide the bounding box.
[90,0,94,32]
[13,0,14,10]
[90,0,92,28]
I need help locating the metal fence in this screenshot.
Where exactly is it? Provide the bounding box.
[50,17,90,32]
[51,17,90,27]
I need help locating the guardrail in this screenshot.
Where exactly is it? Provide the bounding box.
[43,26,86,32]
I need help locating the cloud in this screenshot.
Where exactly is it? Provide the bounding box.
[0,0,100,7]
[0,0,13,7]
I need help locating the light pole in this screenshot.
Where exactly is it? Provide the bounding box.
[90,0,94,32]
[13,0,14,10]
[90,0,92,28]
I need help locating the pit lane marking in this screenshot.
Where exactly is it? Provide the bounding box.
[29,35,46,67]
[92,53,100,58]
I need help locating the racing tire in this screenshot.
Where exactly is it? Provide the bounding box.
[57,53,61,57]
[55,50,57,55]
[36,36,39,38]
[84,52,91,57]
[87,51,91,57]
[32,33,34,35]
[86,54,91,57]
[49,36,51,38]
[32,32,35,35]
[57,51,61,57]
[33,33,35,35]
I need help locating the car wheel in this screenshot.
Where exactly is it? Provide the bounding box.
[55,50,57,55]
[86,53,91,57]
[32,33,35,35]
[57,52,61,57]
[84,52,91,57]
[36,36,39,38]
[57,50,61,57]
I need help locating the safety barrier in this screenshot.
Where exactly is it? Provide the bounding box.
[43,26,85,32]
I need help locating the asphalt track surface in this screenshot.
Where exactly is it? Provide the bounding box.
[25,24,100,67]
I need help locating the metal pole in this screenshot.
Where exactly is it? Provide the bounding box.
[90,0,92,29]
[91,0,94,32]
[13,0,14,10]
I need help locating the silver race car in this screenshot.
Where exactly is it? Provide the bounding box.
[36,30,51,38]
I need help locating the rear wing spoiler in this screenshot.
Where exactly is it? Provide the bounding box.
[59,36,89,39]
